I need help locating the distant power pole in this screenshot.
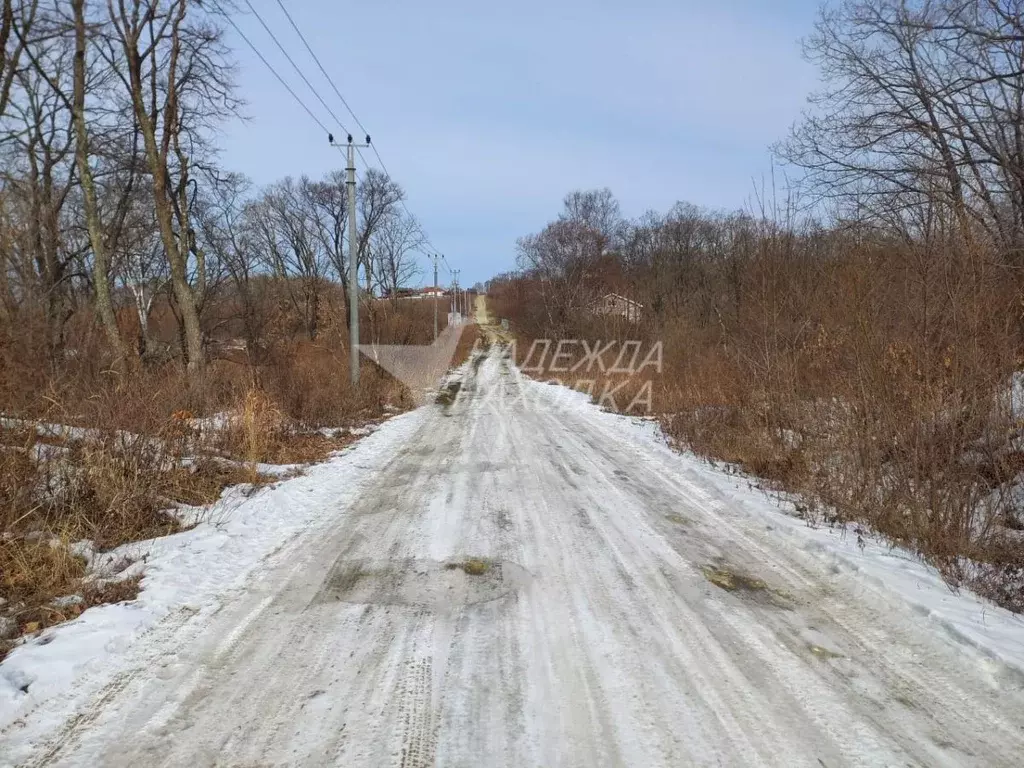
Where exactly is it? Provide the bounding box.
[453,269,461,322]
[330,133,371,385]
[338,134,371,386]
[432,253,439,340]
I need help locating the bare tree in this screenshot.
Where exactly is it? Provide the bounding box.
[0,2,97,362]
[111,183,168,358]
[561,187,623,249]
[371,209,424,301]
[105,0,236,373]
[245,177,330,340]
[195,172,271,362]
[356,168,404,294]
[778,0,1024,255]
[72,0,130,364]
[305,170,347,284]
[1,0,38,121]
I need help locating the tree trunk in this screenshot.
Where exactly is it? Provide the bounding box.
[121,0,204,374]
[72,0,128,368]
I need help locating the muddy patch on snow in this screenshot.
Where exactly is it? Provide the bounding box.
[702,563,793,609]
[808,643,844,660]
[318,557,530,611]
[445,557,490,576]
[435,381,462,408]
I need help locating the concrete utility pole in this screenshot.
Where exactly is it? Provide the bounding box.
[456,285,460,320]
[453,269,461,323]
[334,133,371,386]
[432,253,439,340]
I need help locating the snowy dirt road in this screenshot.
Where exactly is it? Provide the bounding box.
[12,344,1024,767]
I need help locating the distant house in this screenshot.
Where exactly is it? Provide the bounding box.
[383,287,419,300]
[387,286,447,300]
[590,293,643,323]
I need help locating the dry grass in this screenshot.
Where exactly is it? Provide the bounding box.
[1,538,87,613]
[0,294,439,652]
[701,564,768,593]
[0,536,142,662]
[451,324,483,369]
[213,385,365,466]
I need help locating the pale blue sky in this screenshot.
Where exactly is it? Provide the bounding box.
[216,0,822,286]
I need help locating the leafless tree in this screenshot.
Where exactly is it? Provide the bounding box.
[245,177,330,340]
[1,1,37,121]
[110,182,168,358]
[778,0,1024,257]
[0,3,82,361]
[72,0,132,364]
[370,209,424,301]
[356,168,405,294]
[195,171,272,362]
[305,170,347,286]
[515,189,624,333]
[105,0,237,373]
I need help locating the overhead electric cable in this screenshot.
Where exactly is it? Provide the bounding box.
[239,0,352,137]
[270,0,443,257]
[219,0,449,270]
[210,3,332,136]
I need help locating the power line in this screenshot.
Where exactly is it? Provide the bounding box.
[210,2,332,136]
[270,0,444,258]
[273,0,369,138]
[240,0,351,137]
[225,3,375,184]
[222,0,449,273]
[273,0,393,177]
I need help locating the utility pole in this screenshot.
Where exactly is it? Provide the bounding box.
[432,253,439,340]
[453,269,460,323]
[332,133,371,386]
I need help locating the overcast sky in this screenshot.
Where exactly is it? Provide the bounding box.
[216,0,822,286]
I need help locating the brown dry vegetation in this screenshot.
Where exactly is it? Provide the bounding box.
[451,322,483,369]
[0,295,451,657]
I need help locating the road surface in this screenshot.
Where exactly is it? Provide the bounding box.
[20,336,1024,767]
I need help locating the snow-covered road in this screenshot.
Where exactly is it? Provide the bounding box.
[7,345,1024,767]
